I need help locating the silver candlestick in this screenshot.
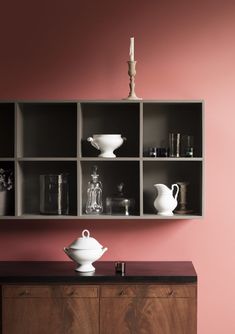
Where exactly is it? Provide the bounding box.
[124,61,142,100]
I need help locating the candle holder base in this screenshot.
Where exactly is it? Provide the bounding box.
[174,209,193,214]
[123,95,142,101]
[124,60,142,101]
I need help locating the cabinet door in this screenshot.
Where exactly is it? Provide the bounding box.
[100,298,196,334]
[100,284,197,334]
[100,297,136,334]
[135,297,196,334]
[2,285,99,334]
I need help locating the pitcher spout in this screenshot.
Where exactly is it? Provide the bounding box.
[154,183,171,193]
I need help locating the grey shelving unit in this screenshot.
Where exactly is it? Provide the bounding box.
[0,100,204,219]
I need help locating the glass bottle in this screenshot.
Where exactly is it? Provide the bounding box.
[85,166,103,214]
[40,174,69,215]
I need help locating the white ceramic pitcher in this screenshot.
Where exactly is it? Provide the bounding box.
[154,183,179,216]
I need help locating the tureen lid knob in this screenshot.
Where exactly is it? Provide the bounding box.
[82,229,90,238]
[67,229,103,250]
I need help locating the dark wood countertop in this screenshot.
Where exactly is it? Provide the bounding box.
[0,261,197,284]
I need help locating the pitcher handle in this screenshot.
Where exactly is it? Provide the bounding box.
[87,137,100,150]
[172,184,179,200]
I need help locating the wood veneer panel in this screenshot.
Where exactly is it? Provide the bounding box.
[100,296,196,334]
[3,285,98,298]
[101,284,196,298]
[3,296,99,334]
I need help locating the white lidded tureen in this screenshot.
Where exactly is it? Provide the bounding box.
[87,134,126,158]
[64,229,108,272]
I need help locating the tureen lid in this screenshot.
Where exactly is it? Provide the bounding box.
[68,229,103,250]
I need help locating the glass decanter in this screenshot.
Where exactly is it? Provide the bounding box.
[106,182,134,216]
[85,165,103,214]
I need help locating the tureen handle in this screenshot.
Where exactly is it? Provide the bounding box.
[82,229,90,238]
[87,137,100,150]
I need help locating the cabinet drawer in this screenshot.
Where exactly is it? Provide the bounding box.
[101,284,196,298]
[136,284,196,298]
[3,285,98,298]
[101,285,137,297]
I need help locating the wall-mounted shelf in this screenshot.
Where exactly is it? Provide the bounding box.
[0,100,204,219]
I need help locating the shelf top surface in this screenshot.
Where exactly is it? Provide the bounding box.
[0,261,197,283]
[0,99,204,104]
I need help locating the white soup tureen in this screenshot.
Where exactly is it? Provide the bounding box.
[64,229,108,272]
[87,134,126,158]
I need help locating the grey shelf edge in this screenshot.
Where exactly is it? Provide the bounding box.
[139,102,144,216]
[77,103,82,216]
[0,214,203,220]
[142,158,203,161]
[0,99,203,103]
[0,157,205,161]
[17,158,78,161]
[11,157,203,161]
[79,157,140,161]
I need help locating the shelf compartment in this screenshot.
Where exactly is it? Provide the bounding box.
[143,160,202,216]
[0,161,15,216]
[80,161,140,216]
[0,103,15,157]
[143,102,203,158]
[17,103,77,157]
[80,103,140,157]
[17,161,77,216]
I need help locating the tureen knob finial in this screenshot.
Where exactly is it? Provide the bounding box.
[82,229,90,238]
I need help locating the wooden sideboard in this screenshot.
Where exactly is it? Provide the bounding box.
[0,261,197,334]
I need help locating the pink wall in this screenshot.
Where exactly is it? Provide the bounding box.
[0,0,235,332]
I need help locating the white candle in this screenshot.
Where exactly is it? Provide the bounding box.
[129,37,134,61]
